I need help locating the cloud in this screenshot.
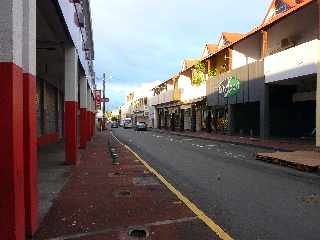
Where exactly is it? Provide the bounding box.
[91,0,270,110]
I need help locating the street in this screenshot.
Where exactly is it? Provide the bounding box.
[112,128,320,240]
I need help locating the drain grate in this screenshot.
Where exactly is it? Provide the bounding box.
[114,189,132,198]
[132,176,160,186]
[128,228,148,239]
[108,172,126,178]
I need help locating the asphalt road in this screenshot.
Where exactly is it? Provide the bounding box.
[112,127,320,240]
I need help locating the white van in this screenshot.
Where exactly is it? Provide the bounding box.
[123,118,133,129]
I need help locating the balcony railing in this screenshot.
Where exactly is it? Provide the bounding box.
[150,90,174,106]
[264,39,319,83]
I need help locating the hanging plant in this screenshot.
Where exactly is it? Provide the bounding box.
[220,64,228,73]
[192,61,206,86]
[208,68,217,77]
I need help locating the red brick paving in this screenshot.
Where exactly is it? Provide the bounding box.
[34,131,219,240]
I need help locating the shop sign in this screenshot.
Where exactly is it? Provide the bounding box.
[95,90,102,110]
[218,76,240,98]
[101,98,109,103]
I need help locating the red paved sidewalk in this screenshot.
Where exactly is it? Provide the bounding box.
[153,129,317,152]
[34,131,219,240]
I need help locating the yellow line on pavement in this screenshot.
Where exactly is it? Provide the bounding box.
[111,132,234,240]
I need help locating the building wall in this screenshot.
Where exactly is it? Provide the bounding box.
[232,34,261,69]
[37,78,63,146]
[267,2,318,56]
[207,60,265,106]
[178,75,206,103]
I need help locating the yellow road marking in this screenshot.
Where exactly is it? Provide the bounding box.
[111,132,234,240]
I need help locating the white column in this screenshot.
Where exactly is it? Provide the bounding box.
[79,76,88,148]
[64,45,79,164]
[22,0,38,236]
[317,45,320,147]
[80,76,88,109]
[65,45,78,102]
[0,1,25,239]
[317,0,320,147]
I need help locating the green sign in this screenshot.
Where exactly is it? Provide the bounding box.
[218,76,240,98]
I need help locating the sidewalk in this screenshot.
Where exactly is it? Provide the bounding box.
[151,129,319,172]
[34,131,219,240]
[152,129,317,152]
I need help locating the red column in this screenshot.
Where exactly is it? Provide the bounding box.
[87,111,91,140]
[92,113,96,136]
[23,73,38,236]
[79,108,87,148]
[0,63,25,240]
[64,101,78,164]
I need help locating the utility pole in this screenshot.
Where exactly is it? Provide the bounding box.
[103,73,106,118]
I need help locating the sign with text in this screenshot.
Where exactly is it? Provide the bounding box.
[95,90,102,110]
[218,76,240,98]
[101,98,109,103]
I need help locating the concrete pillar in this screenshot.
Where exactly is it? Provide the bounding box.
[228,104,236,134]
[0,0,26,239]
[191,105,196,132]
[153,107,158,128]
[180,109,185,131]
[260,85,270,139]
[157,109,161,129]
[86,88,91,141]
[317,0,320,147]
[92,95,96,136]
[64,45,79,165]
[88,90,93,139]
[22,0,38,236]
[79,76,88,149]
[207,107,212,133]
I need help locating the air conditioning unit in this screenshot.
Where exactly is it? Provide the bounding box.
[281,38,295,49]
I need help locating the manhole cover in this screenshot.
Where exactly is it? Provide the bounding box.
[128,227,148,239]
[133,177,160,186]
[108,172,126,177]
[114,189,132,198]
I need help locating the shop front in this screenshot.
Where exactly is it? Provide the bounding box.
[207,60,267,137]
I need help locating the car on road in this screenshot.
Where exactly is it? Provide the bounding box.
[123,118,133,129]
[111,121,119,128]
[135,122,147,131]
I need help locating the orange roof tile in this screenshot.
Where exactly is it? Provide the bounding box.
[222,32,244,43]
[183,59,198,69]
[205,44,218,54]
[181,0,313,74]
[262,0,309,24]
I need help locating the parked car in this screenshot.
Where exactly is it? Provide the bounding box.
[123,118,133,128]
[111,121,119,128]
[135,122,147,131]
[119,120,124,127]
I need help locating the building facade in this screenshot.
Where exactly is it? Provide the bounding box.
[206,0,318,141]
[0,0,96,239]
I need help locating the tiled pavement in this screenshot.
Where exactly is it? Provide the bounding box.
[34,131,219,240]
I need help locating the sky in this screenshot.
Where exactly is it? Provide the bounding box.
[91,0,271,111]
